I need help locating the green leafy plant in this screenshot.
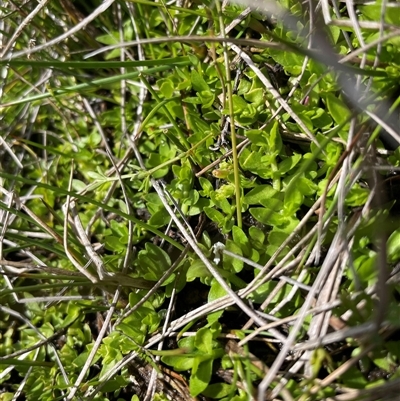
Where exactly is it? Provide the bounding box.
[1,0,399,400]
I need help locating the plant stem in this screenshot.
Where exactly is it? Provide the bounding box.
[215,0,242,228]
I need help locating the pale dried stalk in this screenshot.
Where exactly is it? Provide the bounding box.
[69,200,107,280]
[0,0,51,58]
[8,0,116,60]
[63,166,98,283]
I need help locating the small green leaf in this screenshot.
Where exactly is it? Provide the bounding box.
[244,185,277,205]
[283,185,304,215]
[327,25,341,44]
[188,53,200,66]
[204,207,225,226]
[199,177,214,197]
[189,198,212,215]
[187,259,211,281]
[0,393,15,401]
[195,327,213,354]
[208,279,227,302]
[340,366,368,389]
[162,354,194,371]
[298,176,318,196]
[278,154,302,175]
[158,78,175,98]
[148,209,170,227]
[142,309,161,333]
[72,179,86,192]
[237,107,259,125]
[190,357,213,396]
[232,225,251,256]
[268,120,282,153]
[110,220,129,237]
[96,33,118,46]
[324,93,351,125]
[136,243,171,280]
[249,280,290,304]
[249,226,265,244]
[346,186,369,207]
[246,129,268,147]
[191,69,209,92]
[372,350,394,372]
[215,184,235,200]
[184,96,203,104]
[104,236,125,252]
[211,195,232,215]
[100,376,129,392]
[117,323,145,343]
[240,148,271,178]
[237,79,251,95]
[387,229,400,262]
[223,239,244,273]
[312,107,333,129]
[360,5,400,25]
[244,88,264,106]
[267,227,286,245]
[207,310,224,324]
[231,95,249,114]
[87,171,107,181]
[202,383,232,398]
[198,90,215,108]
[352,254,377,287]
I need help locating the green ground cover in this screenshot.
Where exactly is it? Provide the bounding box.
[0,1,399,400]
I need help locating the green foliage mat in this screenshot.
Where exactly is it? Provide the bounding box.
[0,1,400,400]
